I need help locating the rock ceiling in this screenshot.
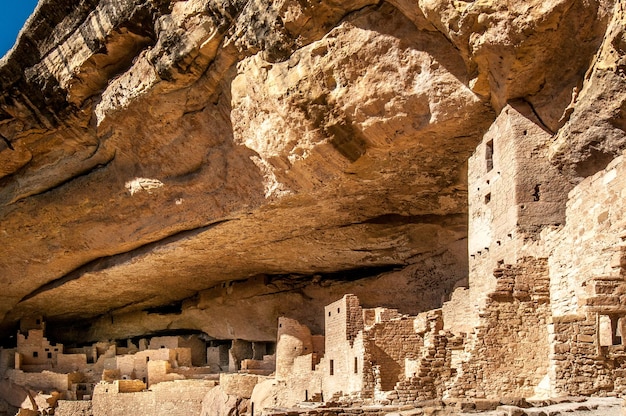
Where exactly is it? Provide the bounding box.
[0,0,625,343]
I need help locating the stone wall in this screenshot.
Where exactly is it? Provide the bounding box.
[92,380,214,416]
[276,317,317,380]
[321,295,365,398]
[6,369,72,392]
[450,258,551,399]
[16,330,63,368]
[549,314,615,396]
[550,154,626,318]
[466,103,571,328]
[365,318,423,394]
[56,354,87,374]
[55,400,93,416]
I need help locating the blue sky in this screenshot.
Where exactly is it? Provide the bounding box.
[0,1,40,57]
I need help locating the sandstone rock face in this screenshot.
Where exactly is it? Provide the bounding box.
[0,0,623,348]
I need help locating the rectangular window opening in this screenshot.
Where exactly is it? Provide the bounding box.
[486,140,494,172]
[484,193,491,204]
[330,359,334,376]
[354,357,358,374]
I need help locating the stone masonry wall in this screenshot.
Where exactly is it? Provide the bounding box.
[321,295,365,398]
[550,154,626,318]
[549,314,618,396]
[450,257,551,399]
[466,103,571,332]
[392,310,460,404]
[92,379,214,416]
[364,319,423,394]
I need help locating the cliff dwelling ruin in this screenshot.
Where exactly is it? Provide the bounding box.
[2,0,626,415]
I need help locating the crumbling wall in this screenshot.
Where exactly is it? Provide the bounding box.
[365,318,423,394]
[6,369,71,392]
[276,317,316,380]
[16,330,63,369]
[178,335,207,367]
[207,344,229,372]
[450,258,551,399]
[393,310,459,404]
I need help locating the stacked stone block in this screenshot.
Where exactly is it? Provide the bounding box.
[450,258,551,399]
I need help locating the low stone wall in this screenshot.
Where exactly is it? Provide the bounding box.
[92,380,214,416]
[55,400,93,416]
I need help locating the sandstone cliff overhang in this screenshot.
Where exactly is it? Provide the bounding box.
[0,0,623,343]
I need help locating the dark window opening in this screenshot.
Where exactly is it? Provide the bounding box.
[33,351,38,358]
[533,184,541,201]
[330,359,334,376]
[35,319,40,325]
[354,357,358,374]
[337,308,340,313]
[305,390,309,401]
[328,311,331,317]
[47,352,52,359]
[486,140,494,171]
[484,193,491,204]
[146,357,150,362]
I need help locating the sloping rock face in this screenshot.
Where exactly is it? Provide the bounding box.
[0,0,621,343]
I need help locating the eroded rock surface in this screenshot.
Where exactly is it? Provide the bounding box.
[0,0,623,346]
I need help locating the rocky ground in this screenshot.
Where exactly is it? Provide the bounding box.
[261,397,624,416]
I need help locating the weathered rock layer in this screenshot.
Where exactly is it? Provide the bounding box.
[0,0,624,345]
